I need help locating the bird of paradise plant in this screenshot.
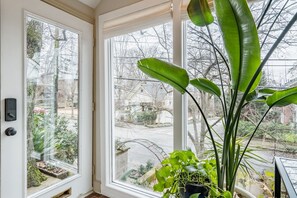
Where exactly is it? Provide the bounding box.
[137,0,297,195]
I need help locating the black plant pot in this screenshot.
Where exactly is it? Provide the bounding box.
[180,183,209,198]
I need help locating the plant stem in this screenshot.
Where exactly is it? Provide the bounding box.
[257,0,273,29]
[230,106,271,188]
[185,89,221,186]
[260,0,290,49]
[206,25,228,122]
[197,35,231,79]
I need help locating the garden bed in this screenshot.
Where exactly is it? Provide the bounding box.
[36,161,69,179]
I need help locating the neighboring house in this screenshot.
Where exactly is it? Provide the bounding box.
[115,81,173,124]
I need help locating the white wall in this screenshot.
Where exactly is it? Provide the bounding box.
[95,0,142,15]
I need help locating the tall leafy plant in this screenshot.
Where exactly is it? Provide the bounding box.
[137,0,297,195]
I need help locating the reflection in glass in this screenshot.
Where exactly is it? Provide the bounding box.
[26,16,79,195]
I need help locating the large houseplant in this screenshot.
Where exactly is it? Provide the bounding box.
[137,0,297,195]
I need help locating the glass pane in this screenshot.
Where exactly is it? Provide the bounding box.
[26,16,79,195]
[110,22,173,193]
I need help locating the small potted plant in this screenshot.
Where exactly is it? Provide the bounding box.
[153,150,231,198]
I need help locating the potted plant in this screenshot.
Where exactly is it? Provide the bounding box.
[154,150,231,198]
[137,0,297,196]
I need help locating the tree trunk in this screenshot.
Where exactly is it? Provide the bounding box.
[27,82,37,159]
[191,107,200,156]
[53,28,59,115]
[199,92,209,153]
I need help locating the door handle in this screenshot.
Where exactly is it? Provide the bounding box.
[5,127,17,136]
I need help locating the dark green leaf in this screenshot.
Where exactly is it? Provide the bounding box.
[214,0,261,92]
[266,87,297,107]
[246,90,257,101]
[259,88,277,94]
[187,0,214,26]
[190,78,221,97]
[137,58,189,94]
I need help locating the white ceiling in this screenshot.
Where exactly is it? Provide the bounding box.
[78,0,101,8]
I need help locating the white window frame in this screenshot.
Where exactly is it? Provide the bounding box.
[96,0,188,197]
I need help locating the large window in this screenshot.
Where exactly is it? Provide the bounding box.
[100,0,297,197]
[109,22,173,193]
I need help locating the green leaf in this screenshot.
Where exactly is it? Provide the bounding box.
[190,78,221,97]
[259,88,277,94]
[266,87,297,107]
[223,191,232,198]
[153,182,164,192]
[137,58,189,94]
[187,0,214,26]
[246,90,257,102]
[214,0,261,92]
[155,170,165,183]
[164,177,175,188]
[159,166,171,178]
[189,193,201,198]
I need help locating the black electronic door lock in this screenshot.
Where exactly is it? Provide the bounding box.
[5,98,17,121]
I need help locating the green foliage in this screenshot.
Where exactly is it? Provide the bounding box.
[27,160,47,188]
[26,19,42,59]
[54,116,78,164]
[32,112,46,153]
[138,58,189,94]
[214,0,261,92]
[266,87,297,107]
[187,0,214,26]
[238,121,297,143]
[137,160,154,176]
[190,78,221,97]
[154,150,229,198]
[135,111,157,124]
[30,111,78,164]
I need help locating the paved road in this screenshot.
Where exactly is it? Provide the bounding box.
[115,121,297,171]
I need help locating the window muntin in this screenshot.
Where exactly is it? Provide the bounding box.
[26,16,79,196]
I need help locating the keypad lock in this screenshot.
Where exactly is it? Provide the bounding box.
[5,98,17,121]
